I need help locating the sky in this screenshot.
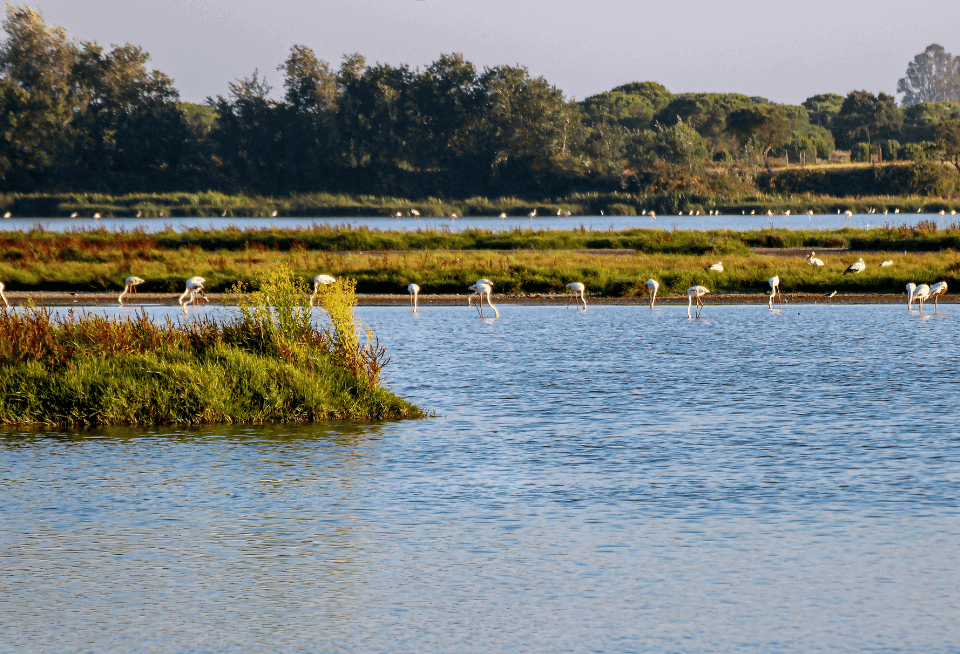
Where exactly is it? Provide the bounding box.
[10,0,960,106]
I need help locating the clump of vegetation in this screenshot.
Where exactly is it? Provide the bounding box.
[0,267,423,427]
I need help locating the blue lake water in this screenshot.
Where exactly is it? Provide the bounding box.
[3,211,957,233]
[1,304,959,653]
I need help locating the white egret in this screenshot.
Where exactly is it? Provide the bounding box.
[843,258,865,275]
[408,283,420,312]
[768,275,783,309]
[644,278,659,309]
[687,286,710,318]
[118,276,145,306]
[565,282,586,311]
[309,274,336,307]
[468,282,499,318]
[709,261,724,272]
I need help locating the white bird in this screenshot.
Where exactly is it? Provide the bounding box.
[2,211,10,219]
[468,279,495,308]
[828,290,838,298]
[709,261,724,272]
[952,210,957,216]
[649,211,656,220]
[913,283,931,313]
[939,209,946,216]
[529,209,537,219]
[557,209,562,216]
[768,275,783,309]
[0,281,8,308]
[807,252,825,266]
[118,276,145,306]
[784,210,790,216]
[468,282,499,318]
[906,282,917,310]
[880,260,893,267]
[70,212,78,218]
[408,283,420,312]
[411,209,420,217]
[310,274,337,307]
[220,211,226,217]
[93,212,101,220]
[137,211,143,218]
[565,282,586,311]
[894,208,900,214]
[395,211,403,218]
[271,210,278,217]
[450,213,458,219]
[687,286,710,318]
[499,212,507,219]
[767,210,773,216]
[644,278,659,309]
[844,210,853,219]
[564,210,572,217]
[928,281,948,313]
[843,258,865,275]
[178,276,207,307]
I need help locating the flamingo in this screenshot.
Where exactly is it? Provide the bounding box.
[118,276,145,306]
[687,286,709,318]
[709,261,724,272]
[309,274,337,307]
[768,275,783,309]
[468,279,494,308]
[468,282,499,318]
[528,209,537,219]
[411,209,420,217]
[644,278,659,309]
[408,283,420,312]
[807,252,825,266]
[178,276,207,307]
[843,258,865,275]
[0,281,8,308]
[928,281,948,313]
[565,282,586,311]
[906,282,917,310]
[913,283,931,313]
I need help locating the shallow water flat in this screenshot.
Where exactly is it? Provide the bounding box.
[1,305,959,653]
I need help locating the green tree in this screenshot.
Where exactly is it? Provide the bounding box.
[897,44,960,107]
[653,92,756,151]
[833,91,902,149]
[802,93,844,132]
[726,105,791,159]
[651,119,708,169]
[935,119,960,171]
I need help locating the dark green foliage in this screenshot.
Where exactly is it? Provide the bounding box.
[758,163,960,198]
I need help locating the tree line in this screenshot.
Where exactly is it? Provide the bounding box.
[3,5,960,199]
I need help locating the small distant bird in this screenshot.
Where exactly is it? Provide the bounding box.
[784,210,790,217]
[557,209,562,216]
[118,276,145,306]
[828,290,838,298]
[939,209,945,216]
[649,211,656,220]
[564,210,571,217]
[844,210,853,219]
[93,212,101,220]
[768,275,782,309]
[843,258,865,275]
[411,209,420,217]
[750,210,756,215]
[928,281,948,313]
[271,210,278,217]
[894,208,900,214]
[309,274,336,307]
[395,211,402,218]
[709,261,724,272]
[70,212,78,218]
[807,252,825,267]
[450,213,458,219]
[565,282,586,311]
[2,212,10,219]
[767,210,773,216]
[644,278,659,309]
[137,211,143,218]
[468,282,499,318]
[499,212,507,219]
[408,283,420,312]
[687,286,710,318]
[952,210,957,216]
[220,211,226,217]
[529,209,537,219]
[0,281,8,308]
[880,260,893,267]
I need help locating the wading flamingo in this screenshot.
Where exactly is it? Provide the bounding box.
[310,274,337,307]
[468,282,499,318]
[644,278,659,308]
[468,279,495,308]
[565,282,586,311]
[687,286,709,318]
[928,281,948,313]
[906,283,917,310]
[768,275,782,309]
[178,276,207,307]
[913,283,931,313]
[118,276,145,306]
[408,283,420,312]
[844,258,865,275]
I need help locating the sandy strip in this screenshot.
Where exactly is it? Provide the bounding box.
[4,291,930,307]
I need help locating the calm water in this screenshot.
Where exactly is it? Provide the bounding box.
[3,211,955,233]
[2,304,959,653]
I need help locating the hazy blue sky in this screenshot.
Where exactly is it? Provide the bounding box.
[12,0,960,105]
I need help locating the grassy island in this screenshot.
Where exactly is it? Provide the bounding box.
[0,268,424,427]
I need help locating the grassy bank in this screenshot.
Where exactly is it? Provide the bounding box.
[0,268,424,427]
[0,224,957,297]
